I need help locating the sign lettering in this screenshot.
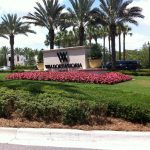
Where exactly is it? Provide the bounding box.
[45,63,82,69]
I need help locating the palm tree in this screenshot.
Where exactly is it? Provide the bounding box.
[67,0,95,46]
[86,25,94,46]
[24,0,65,49]
[0,14,35,70]
[93,0,144,69]
[122,25,132,60]
[116,25,123,60]
[0,46,9,66]
[100,26,108,66]
[0,29,8,39]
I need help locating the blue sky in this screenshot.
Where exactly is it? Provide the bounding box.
[0,0,149,51]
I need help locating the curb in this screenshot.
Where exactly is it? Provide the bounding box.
[0,128,150,149]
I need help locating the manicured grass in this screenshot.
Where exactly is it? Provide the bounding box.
[0,73,8,80]
[0,73,150,124]
[1,74,149,106]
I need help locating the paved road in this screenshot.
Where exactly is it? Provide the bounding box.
[0,144,99,150]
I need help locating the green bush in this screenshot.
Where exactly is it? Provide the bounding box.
[88,44,103,59]
[15,65,37,70]
[63,102,90,125]
[0,86,149,125]
[37,50,43,63]
[0,70,24,73]
[0,88,18,118]
[121,70,150,76]
[107,101,150,124]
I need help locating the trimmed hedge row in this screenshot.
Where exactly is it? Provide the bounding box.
[0,87,149,125]
[0,69,24,73]
[121,69,150,76]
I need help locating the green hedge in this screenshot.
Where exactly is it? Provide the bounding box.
[0,69,25,73]
[121,69,150,76]
[0,87,149,125]
[15,65,37,70]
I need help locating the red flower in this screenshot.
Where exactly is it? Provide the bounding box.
[6,71,132,84]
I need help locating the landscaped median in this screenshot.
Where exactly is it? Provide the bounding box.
[6,71,132,84]
[0,73,150,129]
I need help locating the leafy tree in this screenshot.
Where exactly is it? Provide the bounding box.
[92,0,144,69]
[45,29,79,48]
[37,50,43,63]
[24,0,65,49]
[15,47,24,55]
[22,47,38,65]
[0,14,35,70]
[88,44,103,59]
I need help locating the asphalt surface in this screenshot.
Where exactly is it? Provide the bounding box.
[0,144,99,150]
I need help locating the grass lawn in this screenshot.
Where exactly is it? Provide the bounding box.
[0,73,150,107]
[0,73,150,127]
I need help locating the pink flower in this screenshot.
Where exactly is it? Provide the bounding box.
[6,71,132,84]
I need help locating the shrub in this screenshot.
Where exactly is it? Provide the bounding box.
[37,50,43,63]
[15,65,37,70]
[0,88,18,118]
[107,101,150,124]
[88,44,103,59]
[63,102,90,125]
[121,70,150,76]
[0,86,149,125]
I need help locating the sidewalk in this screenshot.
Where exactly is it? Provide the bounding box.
[0,127,150,150]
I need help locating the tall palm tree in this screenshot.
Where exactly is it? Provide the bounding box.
[0,46,9,66]
[93,0,144,69]
[0,14,35,70]
[100,26,108,66]
[86,25,94,46]
[0,28,8,39]
[116,25,123,60]
[67,0,95,46]
[122,25,132,60]
[24,0,65,49]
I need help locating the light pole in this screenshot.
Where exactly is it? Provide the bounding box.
[148,41,150,68]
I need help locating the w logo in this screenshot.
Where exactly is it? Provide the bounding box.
[57,52,68,63]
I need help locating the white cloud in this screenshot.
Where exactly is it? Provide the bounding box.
[125,33,149,50]
[0,25,49,50]
[0,0,64,50]
[0,0,64,15]
[0,0,149,50]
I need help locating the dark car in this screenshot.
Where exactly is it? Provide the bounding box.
[106,60,141,70]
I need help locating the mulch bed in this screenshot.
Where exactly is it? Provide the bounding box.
[0,117,150,131]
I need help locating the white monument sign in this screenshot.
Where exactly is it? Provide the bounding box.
[43,46,89,71]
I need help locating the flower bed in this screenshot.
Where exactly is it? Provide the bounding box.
[6,71,132,84]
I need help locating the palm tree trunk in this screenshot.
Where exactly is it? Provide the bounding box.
[110,24,116,70]
[4,52,7,66]
[119,33,121,60]
[10,34,15,70]
[103,36,106,66]
[49,28,55,49]
[94,37,98,45]
[89,34,92,46]
[79,25,84,46]
[123,32,126,60]
[108,35,111,61]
